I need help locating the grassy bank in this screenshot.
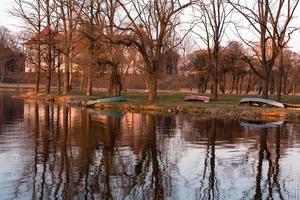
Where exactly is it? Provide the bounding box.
[16,90,300,122]
[95,92,300,121]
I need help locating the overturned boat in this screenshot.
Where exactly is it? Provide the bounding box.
[85,96,127,107]
[240,97,285,108]
[184,95,211,103]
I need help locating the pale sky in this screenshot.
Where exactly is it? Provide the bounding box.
[0,0,20,31]
[0,0,300,52]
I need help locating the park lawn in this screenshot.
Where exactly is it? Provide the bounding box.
[122,92,300,108]
[14,89,300,117]
[12,89,300,121]
[50,90,300,110]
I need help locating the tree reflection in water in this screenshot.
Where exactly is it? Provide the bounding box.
[1,99,299,200]
[254,127,284,200]
[196,118,219,200]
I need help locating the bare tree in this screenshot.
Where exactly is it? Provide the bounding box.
[14,0,60,94]
[112,0,194,102]
[100,0,124,97]
[77,0,126,96]
[178,37,195,75]
[76,0,98,96]
[43,0,54,94]
[194,0,232,100]
[13,0,43,93]
[55,0,84,95]
[228,0,280,99]
[270,0,300,101]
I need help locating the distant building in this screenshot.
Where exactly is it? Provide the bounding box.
[0,43,25,72]
[24,27,61,73]
[3,51,25,72]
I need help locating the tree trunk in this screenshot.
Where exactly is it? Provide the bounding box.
[111,67,118,96]
[230,74,236,94]
[116,74,122,96]
[108,65,122,97]
[212,64,218,100]
[86,69,92,96]
[239,75,244,94]
[80,70,84,91]
[35,70,41,93]
[69,61,73,90]
[46,49,52,95]
[1,65,5,82]
[203,76,209,93]
[147,74,157,102]
[35,44,42,93]
[292,81,295,96]
[235,75,240,94]
[276,49,283,102]
[261,75,269,99]
[211,42,219,100]
[199,79,203,93]
[246,73,253,94]
[46,70,51,94]
[107,71,113,97]
[58,68,61,94]
[270,73,275,95]
[283,74,287,95]
[63,54,70,95]
[197,78,202,93]
[45,0,52,95]
[220,73,226,94]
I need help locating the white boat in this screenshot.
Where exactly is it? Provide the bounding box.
[240,97,285,108]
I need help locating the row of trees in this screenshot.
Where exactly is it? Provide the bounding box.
[14,0,192,102]
[13,0,300,102]
[193,0,299,101]
[186,41,300,96]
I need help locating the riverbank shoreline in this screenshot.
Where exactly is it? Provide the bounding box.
[13,91,300,122]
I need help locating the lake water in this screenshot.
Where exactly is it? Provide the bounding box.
[0,93,299,200]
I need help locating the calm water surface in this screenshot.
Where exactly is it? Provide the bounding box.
[0,93,300,200]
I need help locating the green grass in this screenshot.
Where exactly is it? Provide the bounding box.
[15,88,300,113]
[122,92,300,108]
[119,92,300,118]
[62,90,300,107]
